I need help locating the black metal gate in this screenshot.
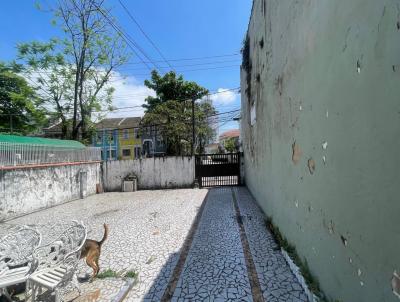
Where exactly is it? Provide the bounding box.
[195,153,241,188]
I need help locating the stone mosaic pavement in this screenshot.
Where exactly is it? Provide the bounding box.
[1,187,309,302]
[234,188,309,302]
[1,189,207,301]
[172,188,253,301]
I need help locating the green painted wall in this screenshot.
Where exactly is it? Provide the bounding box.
[240,1,400,301]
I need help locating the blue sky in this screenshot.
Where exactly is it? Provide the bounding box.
[0,0,252,134]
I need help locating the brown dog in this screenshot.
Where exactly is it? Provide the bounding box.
[80,224,109,279]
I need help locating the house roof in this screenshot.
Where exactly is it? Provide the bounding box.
[219,129,240,140]
[95,117,141,130]
[43,121,65,134]
[0,134,85,149]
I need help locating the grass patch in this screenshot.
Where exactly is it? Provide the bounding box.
[264,217,331,301]
[96,269,119,279]
[124,270,138,279]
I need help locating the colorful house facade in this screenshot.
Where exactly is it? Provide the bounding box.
[141,125,167,157]
[93,117,142,161]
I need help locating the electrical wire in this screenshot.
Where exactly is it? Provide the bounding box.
[118,0,174,70]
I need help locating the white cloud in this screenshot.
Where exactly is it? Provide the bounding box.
[211,88,239,105]
[104,71,155,119]
[25,69,155,120]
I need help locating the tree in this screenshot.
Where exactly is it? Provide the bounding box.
[141,71,216,155]
[17,0,128,141]
[223,137,238,153]
[15,40,74,138]
[0,63,46,134]
[143,70,209,112]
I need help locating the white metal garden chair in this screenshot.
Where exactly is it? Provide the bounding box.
[26,222,87,302]
[0,226,41,302]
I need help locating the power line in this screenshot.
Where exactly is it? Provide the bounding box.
[96,4,160,72]
[0,87,240,116]
[109,64,240,78]
[115,59,241,71]
[22,64,240,80]
[95,112,240,133]
[111,87,240,99]
[123,53,241,65]
[118,0,174,70]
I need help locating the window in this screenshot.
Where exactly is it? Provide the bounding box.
[134,128,139,139]
[106,150,116,159]
[96,133,102,144]
[122,149,131,157]
[134,146,141,158]
[108,131,114,143]
[156,137,164,147]
[123,129,129,139]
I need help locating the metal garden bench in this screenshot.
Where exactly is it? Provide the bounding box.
[26,221,87,302]
[0,226,41,302]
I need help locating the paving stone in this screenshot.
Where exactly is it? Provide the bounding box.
[172,188,253,301]
[233,187,309,302]
[0,189,207,301]
[2,186,310,302]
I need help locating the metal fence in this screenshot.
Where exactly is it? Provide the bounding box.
[0,142,101,168]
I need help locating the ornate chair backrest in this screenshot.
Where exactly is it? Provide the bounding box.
[32,222,87,272]
[0,226,41,268]
[37,220,81,246]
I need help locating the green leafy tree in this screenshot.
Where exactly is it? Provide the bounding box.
[15,40,74,138]
[223,137,238,153]
[142,71,215,155]
[17,0,128,140]
[143,71,209,112]
[0,63,46,134]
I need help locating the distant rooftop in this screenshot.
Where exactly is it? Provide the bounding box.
[0,135,85,149]
[219,129,240,140]
[95,117,141,130]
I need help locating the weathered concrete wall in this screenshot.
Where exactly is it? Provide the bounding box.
[0,163,101,221]
[241,1,400,301]
[102,157,195,191]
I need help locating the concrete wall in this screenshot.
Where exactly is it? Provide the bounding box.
[0,162,101,221]
[102,157,195,191]
[241,1,400,301]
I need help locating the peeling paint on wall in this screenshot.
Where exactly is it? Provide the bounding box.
[241,1,400,301]
[357,60,362,74]
[103,157,195,191]
[292,141,302,164]
[392,271,400,299]
[0,163,100,221]
[341,235,348,247]
[307,158,316,174]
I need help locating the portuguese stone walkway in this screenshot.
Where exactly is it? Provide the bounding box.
[1,187,308,302]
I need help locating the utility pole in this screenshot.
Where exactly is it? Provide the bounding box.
[191,99,195,156]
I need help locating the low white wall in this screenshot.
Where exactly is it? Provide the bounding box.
[102,157,195,191]
[0,162,101,221]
